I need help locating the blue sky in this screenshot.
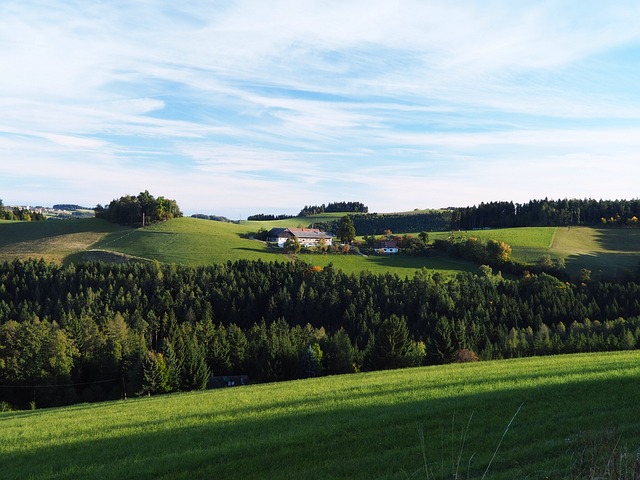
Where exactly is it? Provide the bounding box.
[2,1,640,218]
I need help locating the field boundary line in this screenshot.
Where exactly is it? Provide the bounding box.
[548,226,558,248]
[97,229,140,248]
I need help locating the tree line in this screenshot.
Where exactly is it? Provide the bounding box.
[450,198,640,230]
[94,191,182,226]
[298,201,368,216]
[2,258,640,409]
[313,211,453,236]
[246,213,295,221]
[249,198,640,237]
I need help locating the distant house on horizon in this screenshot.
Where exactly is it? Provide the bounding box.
[267,227,333,248]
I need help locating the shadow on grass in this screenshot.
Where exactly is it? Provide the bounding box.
[6,372,640,480]
[361,254,479,274]
[564,252,640,279]
[232,247,277,254]
[591,228,640,253]
[0,219,123,247]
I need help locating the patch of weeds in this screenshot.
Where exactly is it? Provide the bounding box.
[568,428,640,480]
[412,404,522,479]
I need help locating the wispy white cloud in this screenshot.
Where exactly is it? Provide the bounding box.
[2,1,640,216]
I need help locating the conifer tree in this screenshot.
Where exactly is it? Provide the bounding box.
[140,351,163,396]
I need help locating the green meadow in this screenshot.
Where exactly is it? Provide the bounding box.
[0,219,125,264]
[2,217,640,277]
[3,351,640,479]
[429,227,558,264]
[77,217,481,277]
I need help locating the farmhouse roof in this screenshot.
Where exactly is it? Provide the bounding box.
[287,228,332,239]
[267,227,332,240]
[375,239,397,248]
[267,227,289,237]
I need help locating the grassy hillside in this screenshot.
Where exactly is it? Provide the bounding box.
[429,227,557,263]
[552,226,640,277]
[3,351,640,479]
[2,217,640,277]
[90,217,479,277]
[0,219,126,264]
[430,226,640,277]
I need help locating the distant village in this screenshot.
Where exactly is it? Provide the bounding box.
[1,203,95,220]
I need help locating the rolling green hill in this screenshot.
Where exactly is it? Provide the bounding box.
[430,226,640,277]
[2,217,640,277]
[0,219,126,264]
[3,351,640,479]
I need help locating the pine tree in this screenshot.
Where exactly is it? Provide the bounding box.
[180,335,210,391]
[140,351,163,396]
[428,316,456,364]
[161,339,181,392]
[301,344,322,378]
[371,315,421,370]
[320,328,354,374]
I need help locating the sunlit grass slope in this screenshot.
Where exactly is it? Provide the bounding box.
[99,217,479,277]
[552,226,640,276]
[429,227,557,263]
[3,217,640,277]
[431,226,640,276]
[3,351,640,480]
[0,219,125,264]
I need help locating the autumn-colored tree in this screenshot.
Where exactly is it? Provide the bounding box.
[487,239,512,263]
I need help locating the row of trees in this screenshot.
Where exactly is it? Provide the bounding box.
[2,258,640,408]
[298,202,368,216]
[450,198,640,230]
[315,211,452,236]
[246,213,294,221]
[94,191,182,226]
[308,198,640,237]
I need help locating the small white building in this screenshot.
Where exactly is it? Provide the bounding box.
[375,239,399,254]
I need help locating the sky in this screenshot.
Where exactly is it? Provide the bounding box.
[2,1,640,218]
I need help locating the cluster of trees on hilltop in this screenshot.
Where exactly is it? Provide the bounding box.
[0,199,45,221]
[52,204,90,211]
[2,258,640,408]
[298,201,368,216]
[246,213,294,221]
[191,214,236,223]
[451,198,640,230]
[94,191,182,226]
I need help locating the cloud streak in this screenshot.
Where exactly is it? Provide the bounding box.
[2,1,640,217]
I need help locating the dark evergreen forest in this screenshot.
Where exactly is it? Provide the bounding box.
[451,198,640,230]
[313,199,640,236]
[2,258,640,409]
[298,201,369,216]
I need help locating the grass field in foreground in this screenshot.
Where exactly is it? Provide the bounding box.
[3,351,640,480]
